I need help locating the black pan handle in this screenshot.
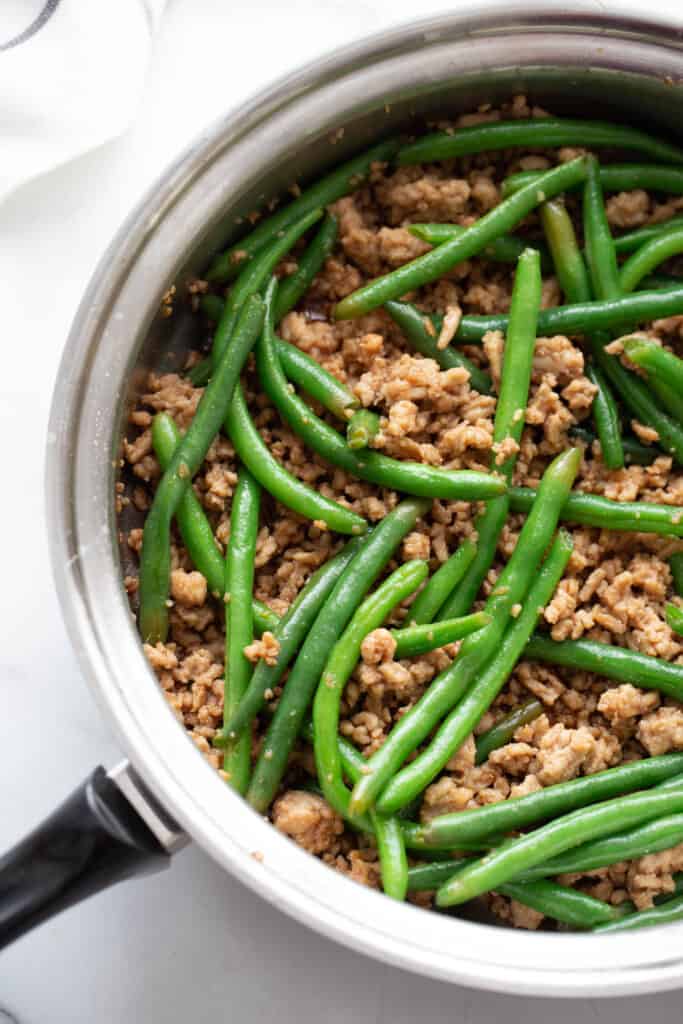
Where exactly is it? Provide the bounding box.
[0,765,177,950]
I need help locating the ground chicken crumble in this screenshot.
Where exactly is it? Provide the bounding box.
[122,97,683,930]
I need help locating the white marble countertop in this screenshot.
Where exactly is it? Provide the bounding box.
[1,1,682,1020]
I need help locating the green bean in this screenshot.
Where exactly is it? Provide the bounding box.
[619,225,683,294]
[569,426,657,466]
[670,553,683,597]
[524,633,683,702]
[272,343,359,420]
[186,357,213,388]
[619,334,683,426]
[649,377,683,428]
[421,753,683,849]
[502,164,683,199]
[509,486,683,537]
[536,198,624,469]
[595,874,683,929]
[494,878,628,928]
[390,611,491,658]
[485,247,543,479]
[222,539,364,740]
[315,562,431,816]
[151,411,280,633]
[475,699,544,765]
[376,530,573,815]
[586,365,624,470]
[582,157,628,470]
[406,859,621,926]
[406,861,624,929]
[139,294,265,644]
[595,891,683,932]
[395,792,424,823]
[196,220,351,382]
[569,425,659,466]
[405,831,499,854]
[333,158,589,318]
[408,538,477,624]
[407,857,470,891]
[615,216,683,254]
[305,729,497,905]
[398,119,683,167]
[540,200,592,304]
[191,319,358,419]
[255,286,505,502]
[273,213,338,322]
[224,383,366,535]
[539,192,624,469]
[666,602,683,637]
[301,720,356,778]
[302,719,349,770]
[346,409,380,450]
[246,497,429,812]
[384,300,492,394]
[437,505,509,624]
[283,722,451,848]
[309,779,485,904]
[443,285,683,344]
[300,718,393,834]
[253,600,280,635]
[583,157,623,303]
[412,214,683,274]
[631,268,682,291]
[151,412,229,596]
[592,164,683,195]
[519,810,683,881]
[644,371,683,435]
[407,222,552,270]
[435,783,683,907]
[221,468,260,793]
[438,248,542,621]
[639,272,683,291]
[348,447,581,817]
[313,560,427,896]
[211,209,322,369]
[373,815,409,901]
[623,336,683,409]
[206,138,399,282]
[299,720,489,854]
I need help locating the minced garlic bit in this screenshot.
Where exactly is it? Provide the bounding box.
[436,304,463,350]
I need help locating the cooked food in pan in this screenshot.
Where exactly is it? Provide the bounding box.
[122,98,683,931]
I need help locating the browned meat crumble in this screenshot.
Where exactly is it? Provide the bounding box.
[122,96,683,929]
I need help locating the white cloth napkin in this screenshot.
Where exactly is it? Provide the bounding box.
[0,0,167,203]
